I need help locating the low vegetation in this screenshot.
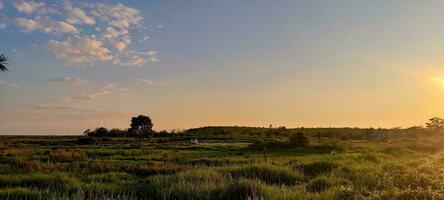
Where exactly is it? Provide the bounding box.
[1,117,444,199]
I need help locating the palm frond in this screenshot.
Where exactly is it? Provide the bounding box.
[0,54,8,72]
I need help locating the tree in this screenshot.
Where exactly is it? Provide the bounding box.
[130,115,153,135]
[93,127,109,137]
[108,128,126,137]
[425,117,444,129]
[288,132,310,147]
[0,54,7,72]
[83,129,92,136]
[130,115,153,147]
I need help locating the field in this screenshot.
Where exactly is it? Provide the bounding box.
[1,127,444,199]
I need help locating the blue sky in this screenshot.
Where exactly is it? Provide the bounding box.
[2,1,444,134]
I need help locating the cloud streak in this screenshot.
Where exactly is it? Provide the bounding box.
[0,80,19,87]
[71,83,128,101]
[15,17,79,34]
[47,77,89,86]
[131,77,157,85]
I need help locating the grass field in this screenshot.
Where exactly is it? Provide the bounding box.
[1,127,444,199]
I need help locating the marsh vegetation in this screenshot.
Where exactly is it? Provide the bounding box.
[2,122,444,199]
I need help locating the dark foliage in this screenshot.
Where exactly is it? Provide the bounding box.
[289,132,310,147]
[0,54,7,72]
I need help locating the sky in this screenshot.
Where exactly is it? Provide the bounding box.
[2,0,444,134]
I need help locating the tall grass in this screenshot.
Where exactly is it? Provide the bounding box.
[223,164,304,185]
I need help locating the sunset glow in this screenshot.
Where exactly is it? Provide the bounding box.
[2,1,444,134]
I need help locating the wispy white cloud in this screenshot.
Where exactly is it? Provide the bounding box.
[47,77,89,86]
[115,50,159,66]
[15,17,38,31]
[14,1,45,14]
[131,77,157,85]
[103,26,130,52]
[64,2,95,25]
[90,3,142,30]
[23,103,129,119]
[72,83,128,101]
[49,35,113,65]
[0,80,19,87]
[57,21,78,33]
[15,17,79,34]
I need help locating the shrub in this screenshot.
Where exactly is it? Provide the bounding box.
[0,188,41,200]
[288,132,310,147]
[86,127,109,137]
[76,137,99,145]
[312,143,345,153]
[247,140,267,150]
[306,177,333,192]
[298,161,338,177]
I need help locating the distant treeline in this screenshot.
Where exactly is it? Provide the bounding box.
[84,116,444,140]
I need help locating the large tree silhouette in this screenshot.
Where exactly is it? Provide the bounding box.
[0,54,7,72]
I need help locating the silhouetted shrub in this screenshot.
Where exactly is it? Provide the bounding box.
[288,132,310,147]
[108,128,126,137]
[84,127,109,137]
[76,137,99,145]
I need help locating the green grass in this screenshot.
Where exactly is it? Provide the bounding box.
[1,128,444,199]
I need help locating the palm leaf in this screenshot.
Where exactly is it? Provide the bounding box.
[0,54,7,72]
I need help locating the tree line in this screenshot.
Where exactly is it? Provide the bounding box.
[83,115,156,138]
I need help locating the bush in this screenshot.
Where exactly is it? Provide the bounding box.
[298,161,338,177]
[288,132,310,147]
[76,137,99,145]
[306,177,333,192]
[85,127,109,137]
